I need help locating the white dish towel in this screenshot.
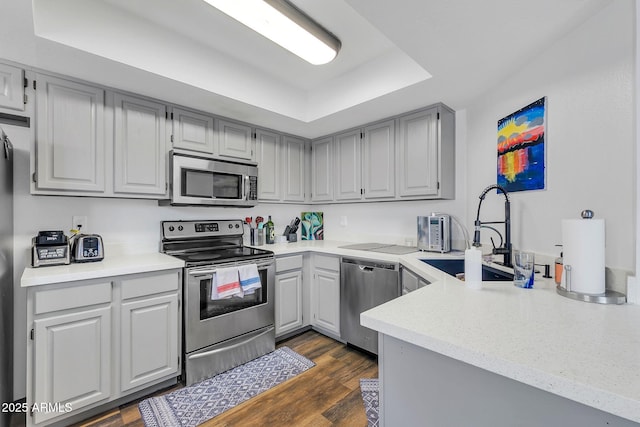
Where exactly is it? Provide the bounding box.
[238,264,261,295]
[212,266,242,299]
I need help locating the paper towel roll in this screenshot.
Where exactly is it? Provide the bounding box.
[561,218,605,295]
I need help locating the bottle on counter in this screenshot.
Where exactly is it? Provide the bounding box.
[265,215,275,244]
[554,245,563,286]
[464,246,482,290]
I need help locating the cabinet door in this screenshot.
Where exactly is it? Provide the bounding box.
[398,108,439,197]
[218,119,253,160]
[283,136,306,202]
[275,270,303,336]
[364,120,395,199]
[312,268,340,335]
[172,107,215,153]
[311,137,333,202]
[401,267,419,295]
[113,93,167,195]
[120,293,179,392]
[256,129,281,201]
[35,74,105,192]
[334,130,362,201]
[0,63,24,111]
[33,306,111,424]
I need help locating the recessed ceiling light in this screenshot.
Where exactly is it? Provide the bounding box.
[202,0,341,65]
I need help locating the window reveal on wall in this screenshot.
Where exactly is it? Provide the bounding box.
[497,97,546,192]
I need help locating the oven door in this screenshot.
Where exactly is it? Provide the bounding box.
[185,257,275,354]
[169,151,258,207]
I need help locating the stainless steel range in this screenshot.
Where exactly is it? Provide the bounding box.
[161,219,275,386]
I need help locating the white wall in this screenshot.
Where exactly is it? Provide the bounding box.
[465,0,635,272]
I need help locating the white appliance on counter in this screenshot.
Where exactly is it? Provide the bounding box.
[417,214,451,253]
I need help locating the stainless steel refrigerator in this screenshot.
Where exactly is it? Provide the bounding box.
[0,127,13,427]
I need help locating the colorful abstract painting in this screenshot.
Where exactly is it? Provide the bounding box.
[301,212,323,240]
[497,97,546,192]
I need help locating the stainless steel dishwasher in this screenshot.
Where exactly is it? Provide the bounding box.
[340,257,400,354]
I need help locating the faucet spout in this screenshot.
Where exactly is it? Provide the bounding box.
[472,184,512,267]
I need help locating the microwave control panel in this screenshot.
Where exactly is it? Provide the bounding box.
[248,176,258,200]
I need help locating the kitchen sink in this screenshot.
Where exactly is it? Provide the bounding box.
[421,259,514,281]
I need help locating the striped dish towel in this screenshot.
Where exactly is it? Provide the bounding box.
[238,264,261,295]
[213,266,242,299]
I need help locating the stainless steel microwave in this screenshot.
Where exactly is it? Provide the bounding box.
[162,150,258,207]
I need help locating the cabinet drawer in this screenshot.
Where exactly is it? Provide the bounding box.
[34,281,112,315]
[121,270,180,300]
[314,254,339,271]
[276,255,303,273]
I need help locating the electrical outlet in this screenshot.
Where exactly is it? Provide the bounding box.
[72,215,88,232]
[339,216,348,227]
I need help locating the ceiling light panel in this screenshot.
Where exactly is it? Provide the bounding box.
[202,0,341,65]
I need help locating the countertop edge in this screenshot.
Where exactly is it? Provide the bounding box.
[21,253,185,287]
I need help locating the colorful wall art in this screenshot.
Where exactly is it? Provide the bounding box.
[301,212,323,240]
[497,97,546,192]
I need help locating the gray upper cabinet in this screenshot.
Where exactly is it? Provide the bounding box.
[113,93,167,196]
[255,128,281,201]
[256,131,306,203]
[310,104,452,204]
[311,137,334,202]
[171,107,215,154]
[218,119,253,160]
[397,105,455,199]
[0,63,24,111]
[282,136,306,202]
[363,120,395,200]
[334,130,362,201]
[34,73,106,192]
[398,107,439,197]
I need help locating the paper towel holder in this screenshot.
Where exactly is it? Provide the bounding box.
[557,255,625,305]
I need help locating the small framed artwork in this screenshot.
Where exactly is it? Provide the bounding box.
[301,212,323,240]
[497,97,546,192]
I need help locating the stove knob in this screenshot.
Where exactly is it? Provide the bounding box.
[235,224,240,228]
[178,226,184,231]
[168,226,175,232]
[228,224,233,229]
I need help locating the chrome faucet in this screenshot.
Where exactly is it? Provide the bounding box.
[472,184,512,268]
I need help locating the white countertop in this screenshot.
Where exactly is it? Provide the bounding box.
[21,252,185,287]
[21,239,640,422]
[362,255,640,424]
[257,240,640,422]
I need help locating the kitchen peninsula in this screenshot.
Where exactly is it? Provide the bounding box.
[362,256,640,426]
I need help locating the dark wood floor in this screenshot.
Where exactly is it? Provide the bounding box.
[72,330,378,426]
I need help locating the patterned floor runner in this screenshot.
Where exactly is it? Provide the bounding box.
[360,378,379,427]
[139,347,314,427]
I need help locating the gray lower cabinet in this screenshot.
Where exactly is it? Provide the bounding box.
[274,255,304,337]
[26,270,181,427]
[400,266,430,294]
[119,272,180,393]
[310,254,340,337]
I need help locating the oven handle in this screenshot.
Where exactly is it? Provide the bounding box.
[189,327,274,359]
[242,175,249,201]
[187,262,274,276]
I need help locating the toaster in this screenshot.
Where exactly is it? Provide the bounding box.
[72,234,104,262]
